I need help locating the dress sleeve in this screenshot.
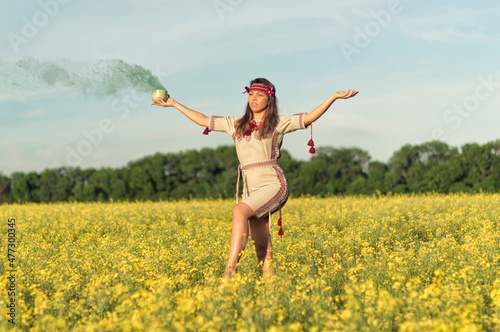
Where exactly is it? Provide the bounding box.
[208,116,235,135]
[278,113,309,134]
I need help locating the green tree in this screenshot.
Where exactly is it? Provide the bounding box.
[87,169,113,201]
[10,172,40,202]
[0,173,10,204]
[387,144,417,193]
[388,141,464,193]
[279,149,302,197]
[109,168,129,201]
[38,168,74,202]
[462,140,500,192]
[127,153,169,200]
[365,161,391,194]
[70,168,97,202]
[296,147,370,196]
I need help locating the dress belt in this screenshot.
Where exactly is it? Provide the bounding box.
[236,159,279,204]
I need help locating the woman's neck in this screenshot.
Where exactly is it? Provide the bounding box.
[252,111,266,121]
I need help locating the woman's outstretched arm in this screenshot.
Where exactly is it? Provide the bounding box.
[152,98,209,127]
[303,89,359,126]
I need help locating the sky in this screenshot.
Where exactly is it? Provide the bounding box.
[1,0,499,176]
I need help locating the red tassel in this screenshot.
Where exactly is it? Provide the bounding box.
[203,127,210,135]
[277,202,282,226]
[277,201,283,236]
[308,124,315,154]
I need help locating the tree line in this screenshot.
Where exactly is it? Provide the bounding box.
[1,139,500,204]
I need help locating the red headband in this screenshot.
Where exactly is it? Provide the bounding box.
[243,84,275,96]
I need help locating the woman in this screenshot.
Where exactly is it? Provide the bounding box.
[152,78,358,278]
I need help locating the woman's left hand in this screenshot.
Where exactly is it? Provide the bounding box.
[333,89,359,99]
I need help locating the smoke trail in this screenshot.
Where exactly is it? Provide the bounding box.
[0,57,165,99]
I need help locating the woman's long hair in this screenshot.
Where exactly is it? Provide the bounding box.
[235,78,279,139]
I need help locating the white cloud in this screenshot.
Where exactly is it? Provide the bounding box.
[408,27,499,44]
[23,108,53,118]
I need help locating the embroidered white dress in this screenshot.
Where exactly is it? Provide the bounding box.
[208,113,308,218]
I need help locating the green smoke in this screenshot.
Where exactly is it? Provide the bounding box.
[0,57,166,98]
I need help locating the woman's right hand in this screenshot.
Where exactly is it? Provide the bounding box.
[151,97,175,107]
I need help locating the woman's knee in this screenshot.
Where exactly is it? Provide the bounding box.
[233,203,255,219]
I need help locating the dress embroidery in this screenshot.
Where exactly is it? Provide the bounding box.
[270,130,280,160]
[234,120,263,142]
[208,116,223,131]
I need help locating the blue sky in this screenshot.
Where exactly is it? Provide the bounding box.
[1,0,499,175]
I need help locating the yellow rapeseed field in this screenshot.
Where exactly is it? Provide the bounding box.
[1,194,500,331]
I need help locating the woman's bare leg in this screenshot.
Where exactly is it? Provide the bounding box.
[249,214,275,277]
[223,202,256,279]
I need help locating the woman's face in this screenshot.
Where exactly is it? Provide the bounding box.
[248,90,269,116]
